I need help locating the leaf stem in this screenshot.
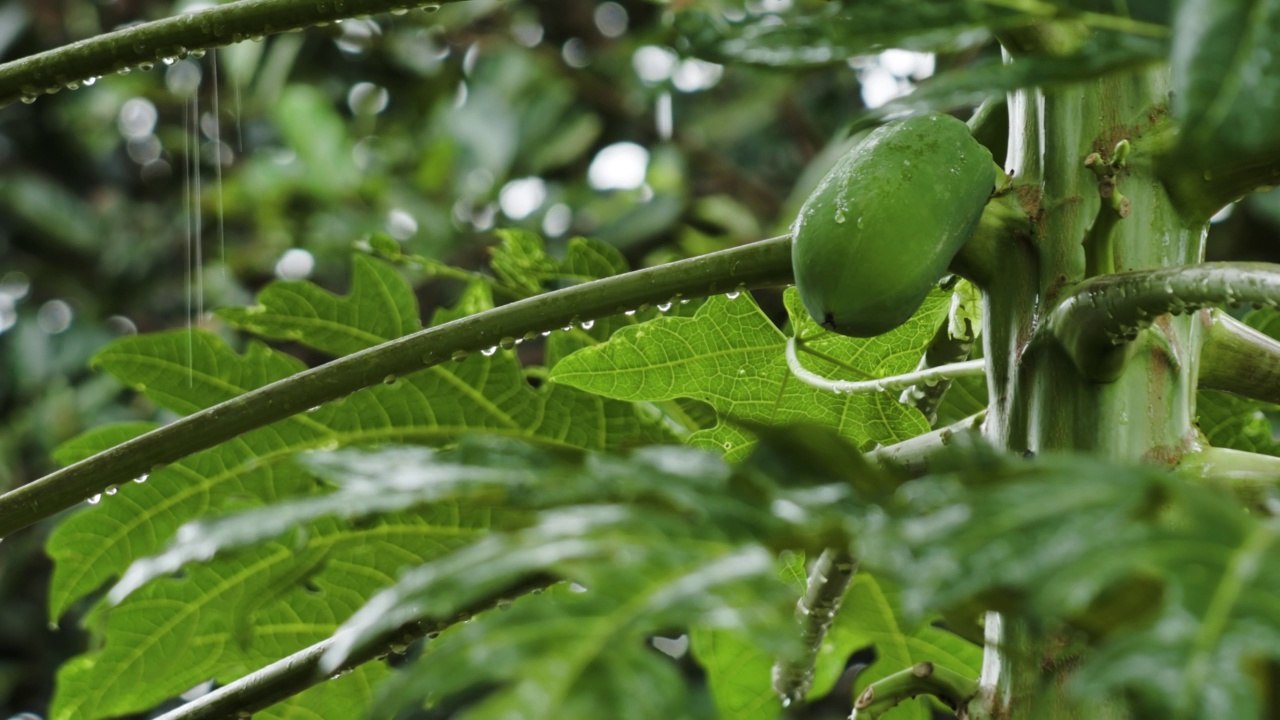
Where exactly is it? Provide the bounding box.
[787,337,987,395]
[0,237,793,538]
[0,0,457,108]
[849,661,979,719]
[898,309,979,426]
[1178,446,1280,513]
[773,549,858,709]
[866,413,986,476]
[152,576,554,720]
[1198,310,1280,406]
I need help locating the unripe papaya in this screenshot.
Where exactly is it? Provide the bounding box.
[791,113,996,337]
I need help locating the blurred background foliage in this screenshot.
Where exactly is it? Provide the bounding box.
[0,0,1278,716]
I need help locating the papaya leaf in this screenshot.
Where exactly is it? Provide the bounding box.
[489,228,563,295]
[216,254,420,356]
[46,256,669,720]
[829,574,981,720]
[1170,0,1280,167]
[862,31,1167,124]
[312,445,842,719]
[864,448,1280,717]
[122,432,867,719]
[689,627,781,720]
[549,287,939,459]
[675,1,1036,67]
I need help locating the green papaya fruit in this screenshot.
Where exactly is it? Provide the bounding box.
[791,113,996,337]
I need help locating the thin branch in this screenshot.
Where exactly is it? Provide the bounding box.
[153,576,555,720]
[773,549,858,709]
[0,237,794,538]
[787,337,987,395]
[1198,310,1280,407]
[0,0,459,108]
[1046,263,1280,382]
[849,662,979,720]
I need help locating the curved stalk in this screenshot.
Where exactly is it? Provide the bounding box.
[1047,263,1280,382]
[1198,310,1280,406]
[850,661,979,720]
[0,237,794,538]
[153,576,554,720]
[773,549,858,709]
[787,337,987,395]
[0,0,454,107]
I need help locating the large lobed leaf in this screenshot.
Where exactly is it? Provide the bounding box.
[46,250,668,720]
[132,433,870,720]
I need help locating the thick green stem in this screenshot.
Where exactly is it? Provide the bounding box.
[153,576,554,720]
[0,237,793,538]
[773,549,857,708]
[1198,310,1280,406]
[977,43,1204,719]
[0,0,454,107]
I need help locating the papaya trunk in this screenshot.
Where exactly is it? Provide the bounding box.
[973,52,1208,718]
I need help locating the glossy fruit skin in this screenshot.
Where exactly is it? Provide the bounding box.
[791,113,995,337]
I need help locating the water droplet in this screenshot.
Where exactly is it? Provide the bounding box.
[624,309,637,316]
[562,322,575,332]
[856,216,864,229]
[190,49,207,59]
[162,57,177,66]
[541,330,551,337]
[481,346,498,356]
[499,336,517,350]
[834,210,847,224]
[580,319,595,330]
[383,374,398,384]
[134,473,149,484]
[20,95,36,104]
[65,80,80,90]
[451,350,468,362]
[523,331,539,341]
[82,76,97,86]
[138,62,154,71]
[725,291,741,300]
[391,7,409,15]
[424,4,442,12]
[88,494,102,505]
[656,302,672,312]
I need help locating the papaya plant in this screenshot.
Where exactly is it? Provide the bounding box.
[6,1,1280,719]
